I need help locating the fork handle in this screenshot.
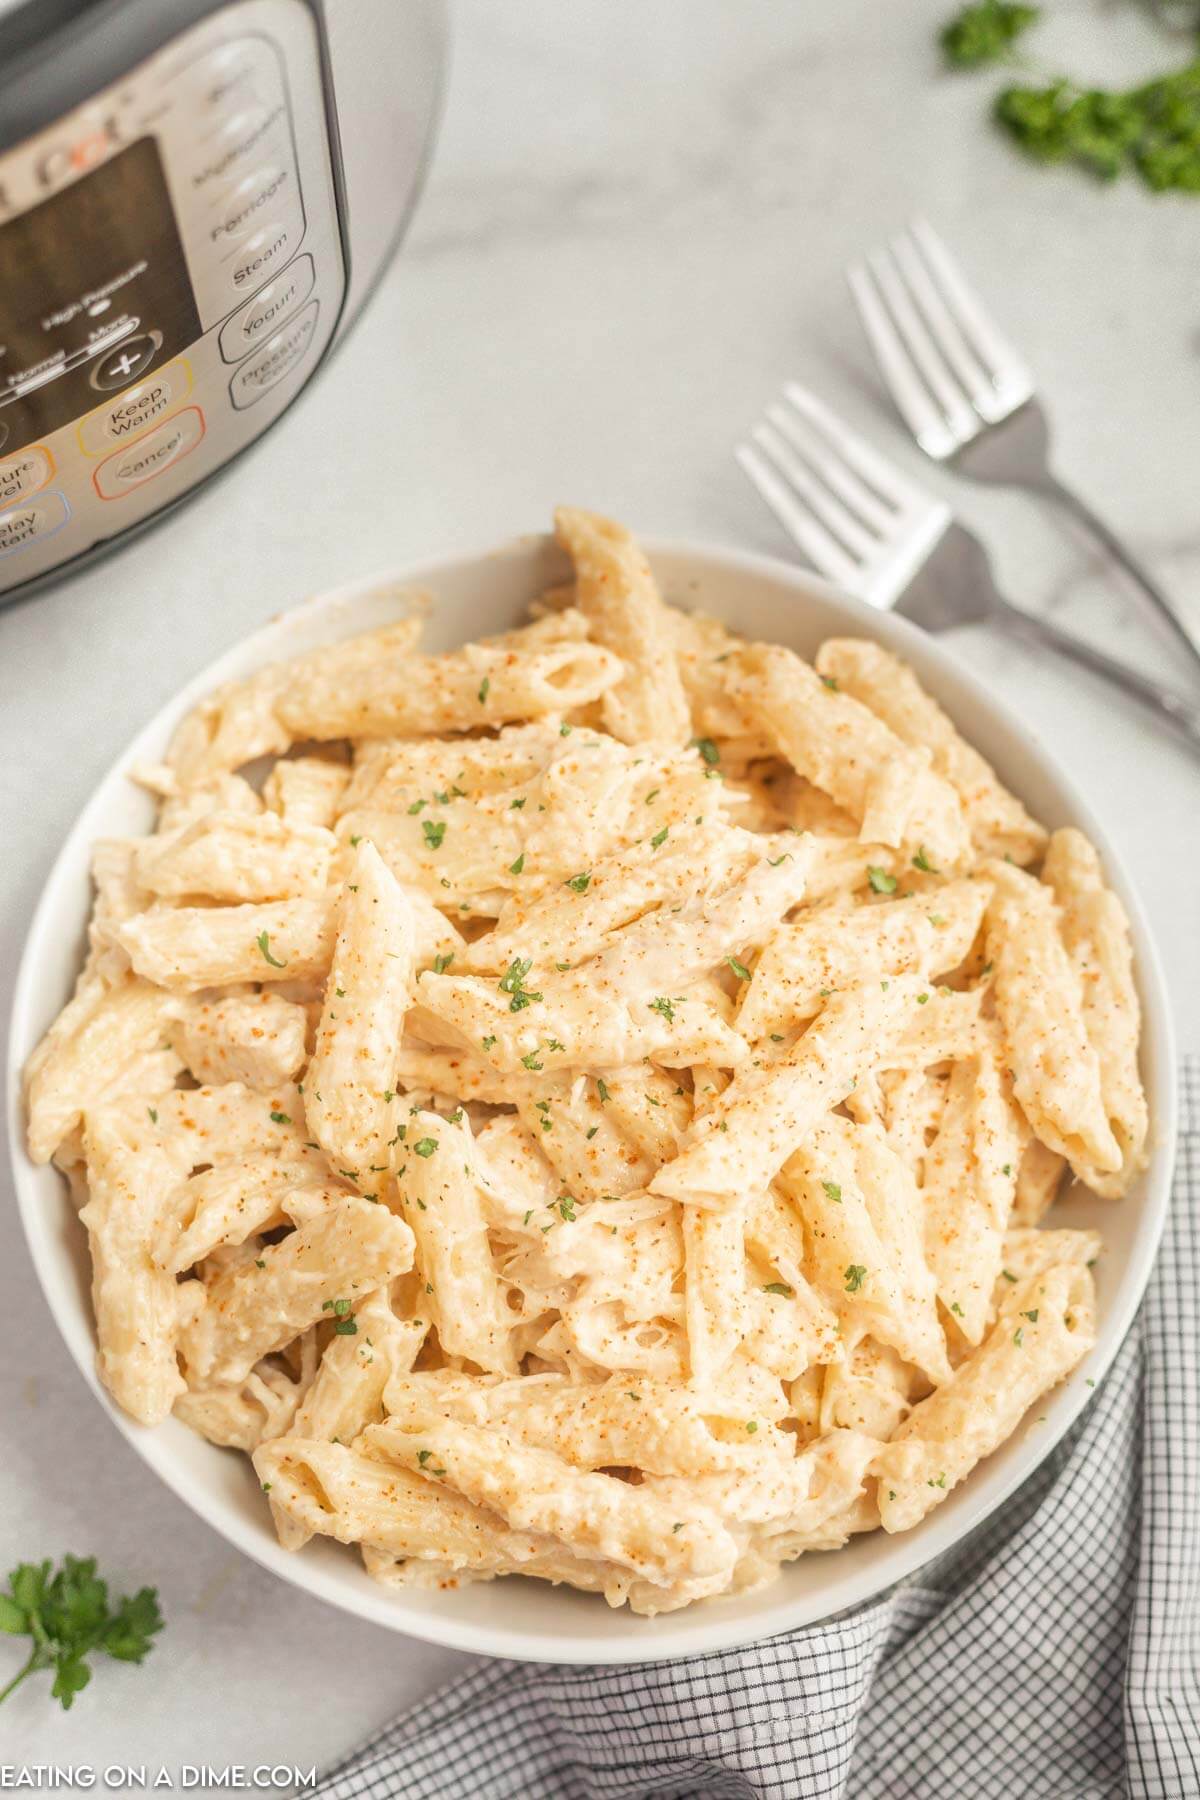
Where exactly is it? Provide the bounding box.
[991,594,1200,755]
[1030,470,1200,682]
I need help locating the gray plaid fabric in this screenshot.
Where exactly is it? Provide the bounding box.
[315,1058,1200,1800]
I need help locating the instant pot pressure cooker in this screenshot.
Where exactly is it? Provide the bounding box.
[0,0,447,603]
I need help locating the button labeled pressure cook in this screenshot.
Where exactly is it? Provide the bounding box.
[0,446,53,507]
[92,407,205,499]
[0,489,70,556]
[219,255,314,363]
[77,360,193,456]
[89,331,163,392]
[229,300,320,407]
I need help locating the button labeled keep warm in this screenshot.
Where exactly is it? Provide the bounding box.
[93,406,205,499]
[229,300,319,408]
[77,359,193,457]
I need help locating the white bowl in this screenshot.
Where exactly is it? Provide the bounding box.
[6,533,1177,1665]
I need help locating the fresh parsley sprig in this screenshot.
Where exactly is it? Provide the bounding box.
[942,4,1200,193]
[940,0,1039,69]
[0,1555,163,1711]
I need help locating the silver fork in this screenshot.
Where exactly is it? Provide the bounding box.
[736,384,1200,755]
[847,216,1200,680]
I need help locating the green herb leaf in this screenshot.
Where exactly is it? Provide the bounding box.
[509,853,525,875]
[422,819,447,851]
[940,0,1038,69]
[844,1263,868,1294]
[912,846,939,873]
[478,677,490,705]
[256,930,286,969]
[867,866,897,895]
[0,1556,162,1712]
[762,1281,794,1297]
[725,955,751,981]
[565,871,591,893]
[650,825,669,849]
[690,737,720,767]
[413,1137,438,1158]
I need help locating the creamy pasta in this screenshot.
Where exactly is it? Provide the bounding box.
[25,507,1146,1616]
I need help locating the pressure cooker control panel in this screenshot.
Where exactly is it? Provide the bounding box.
[0,0,345,593]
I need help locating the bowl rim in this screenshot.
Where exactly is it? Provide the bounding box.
[5,529,1177,1665]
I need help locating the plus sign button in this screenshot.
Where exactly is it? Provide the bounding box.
[90,332,162,392]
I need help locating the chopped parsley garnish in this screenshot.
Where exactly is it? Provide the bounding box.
[255,930,286,968]
[1021,1308,1039,1323]
[691,737,720,767]
[1014,1327,1025,1347]
[413,1137,438,1158]
[333,1318,358,1337]
[725,955,751,981]
[844,1264,868,1293]
[557,1194,577,1222]
[565,871,591,893]
[433,952,454,975]
[269,1111,291,1125]
[596,1078,610,1103]
[866,867,897,895]
[820,673,839,691]
[477,677,490,704]
[912,846,939,873]
[482,1035,497,1051]
[650,825,669,849]
[510,796,526,810]
[509,853,525,875]
[499,957,541,1012]
[763,1282,794,1298]
[917,992,930,1005]
[767,853,791,867]
[421,819,447,851]
[147,1108,157,1125]
[648,996,681,1023]
[822,1180,842,1203]
[407,799,426,815]
[520,1050,544,1071]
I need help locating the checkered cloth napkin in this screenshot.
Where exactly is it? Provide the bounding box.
[315,1058,1200,1800]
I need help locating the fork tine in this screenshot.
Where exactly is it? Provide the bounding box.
[889,229,998,418]
[735,440,864,590]
[867,246,980,450]
[781,383,930,513]
[908,217,1035,414]
[758,408,881,556]
[766,400,893,535]
[847,259,962,460]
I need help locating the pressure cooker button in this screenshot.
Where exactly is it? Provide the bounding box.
[0,490,70,556]
[229,300,320,408]
[90,331,163,392]
[227,220,300,295]
[219,255,314,363]
[77,359,193,457]
[189,103,289,193]
[171,37,283,115]
[0,446,53,508]
[92,407,205,500]
[211,165,296,247]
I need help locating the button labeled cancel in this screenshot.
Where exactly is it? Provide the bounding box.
[0,489,69,556]
[93,407,205,499]
[229,300,319,408]
[78,360,193,457]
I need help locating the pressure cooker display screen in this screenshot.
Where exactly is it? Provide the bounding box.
[0,137,200,448]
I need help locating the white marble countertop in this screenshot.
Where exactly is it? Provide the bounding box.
[1,0,1197,1780]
